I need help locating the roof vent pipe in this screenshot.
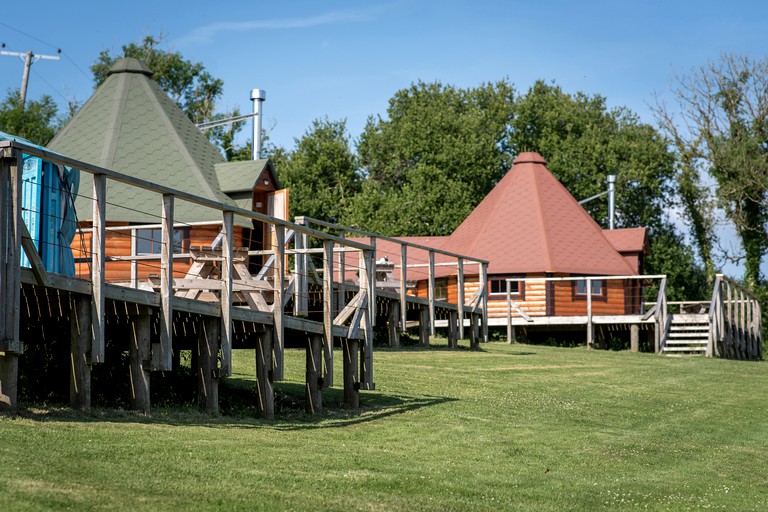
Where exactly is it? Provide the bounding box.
[250,89,266,160]
[607,174,616,230]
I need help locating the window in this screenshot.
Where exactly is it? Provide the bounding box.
[572,278,607,300]
[434,279,448,301]
[136,228,189,254]
[489,275,525,299]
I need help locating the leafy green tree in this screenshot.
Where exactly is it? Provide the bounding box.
[0,89,58,145]
[656,54,768,286]
[276,118,360,223]
[91,35,246,158]
[347,80,516,235]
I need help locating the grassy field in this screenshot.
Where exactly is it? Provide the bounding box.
[1,341,767,511]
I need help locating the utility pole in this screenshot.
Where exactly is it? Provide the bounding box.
[1,45,61,108]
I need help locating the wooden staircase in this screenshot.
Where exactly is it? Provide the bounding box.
[662,314,710,355]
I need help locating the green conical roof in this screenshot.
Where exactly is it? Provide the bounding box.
[49,58,238,224]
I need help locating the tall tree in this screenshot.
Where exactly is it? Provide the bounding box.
[91,35,246,158]
[347,80,515,235]
[0,89,58,145]
[656,54,768,286]
[276,118,360,223]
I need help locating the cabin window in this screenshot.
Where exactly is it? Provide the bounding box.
[136,228,190,255]
[434,278,448,301]
[488,275,525,300]
[572,278,607,300]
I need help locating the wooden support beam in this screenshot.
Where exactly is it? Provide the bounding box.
[447,309,458,349]
[70,294,92,414]
[197,315,220,412]
[469,313,480,350]
[0,355,18,411]
[480,262,489,343]
[306,334,323,414]
[337,231,346,315]
[428,251,436,337]
[388,301,401,349]
[343,339,359,409]
[294,230,308,316]
[90,174,106,363]
[220,211,234,377]
[255,327,275,419]
[419,307,430,347]
[359,249,374,391]
[400,244,407,335]
[586,278,594,348]
[20,221,49,287]
[129,308,151,413]
[323,240,334,388]
[457,258,465,340]
[158,193,174,370]
[272,224,285,381]
[624,324,636,354]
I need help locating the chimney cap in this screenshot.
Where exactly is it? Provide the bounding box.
[513,152,547,165]
[250,89,266,101]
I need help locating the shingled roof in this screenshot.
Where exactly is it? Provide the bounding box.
[49,58,242,224]
[445,152,635,276]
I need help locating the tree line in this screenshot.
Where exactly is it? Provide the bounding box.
[1,37,765,300]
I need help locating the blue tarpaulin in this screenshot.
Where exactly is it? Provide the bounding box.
[1,131,79,276]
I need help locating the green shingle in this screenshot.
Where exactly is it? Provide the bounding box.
[49,58,244,226]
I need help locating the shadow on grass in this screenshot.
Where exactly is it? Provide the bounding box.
[9,378,455,431]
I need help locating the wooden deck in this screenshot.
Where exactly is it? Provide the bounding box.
[0,140,489,416]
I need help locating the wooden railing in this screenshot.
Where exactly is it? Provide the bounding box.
[708,274,762,360]
[294,216,490,344]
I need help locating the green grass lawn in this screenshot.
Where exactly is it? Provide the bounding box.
[1,341,767,511]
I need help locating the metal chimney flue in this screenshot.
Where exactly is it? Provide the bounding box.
[250,89,266,160]
[607,174,616,230]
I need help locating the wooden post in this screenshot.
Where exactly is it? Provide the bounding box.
[342,339,359,409]
[338,231,346,314]
[388,301,401,348]
[480,262,489,342]
[469,313,480,350]
[0,150,22,411]
[294,227,308,317]
[419,307,430,347]
[306,334,323,414]
[70,295,92,414]
[630,324,639,353]
[586,278,594,348]
[428,251,436,336]
[447,309,458,349]
[400,244,408,335]
[197,316,220,412]
[359,249,374,390]
[255,327,274,419]
[506,280,512,343]
[220,211,234,377]
[369,237,377,329]
[90,174,107,363]
[129,308,151,413]
[322,240,334,387]
[457,258,465,340]
[130,229,138,289]
[159,193,174,370]
[273,224,285,380]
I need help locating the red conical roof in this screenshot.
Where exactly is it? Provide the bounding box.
[445,152,635,275]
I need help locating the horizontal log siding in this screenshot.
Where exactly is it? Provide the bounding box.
[72,224,247,283]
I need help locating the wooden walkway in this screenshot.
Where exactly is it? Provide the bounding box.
[0,140,489,417]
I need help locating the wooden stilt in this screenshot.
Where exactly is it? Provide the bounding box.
[306,334,323,414]
[129,309,151,413]
[469,313,480,350]
[630,324,640,353]
[419,307,430,347]
[0,355,19,411]
[447,310,458,349]
[197,316,219,413]
[256,327,275,419]
[343,339,359,409]
[70,295,92,414]
[388,302,401,349]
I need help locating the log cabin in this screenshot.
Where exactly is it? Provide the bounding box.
[347,152,649,337]
[48,58,287,284]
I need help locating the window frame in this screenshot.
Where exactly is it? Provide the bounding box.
[488,274,525,300]
[571,277,608,301]
[135,227,190,255]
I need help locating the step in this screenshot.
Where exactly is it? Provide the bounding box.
[662,346,707,352]
[670,324,708,331]
[668,332,710,338]
[665,339,708,345]
[670,314,709,324]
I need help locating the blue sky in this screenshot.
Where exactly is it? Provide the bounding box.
[2,0,767,277]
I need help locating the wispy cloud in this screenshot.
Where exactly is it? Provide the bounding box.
[176,7,387,46]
